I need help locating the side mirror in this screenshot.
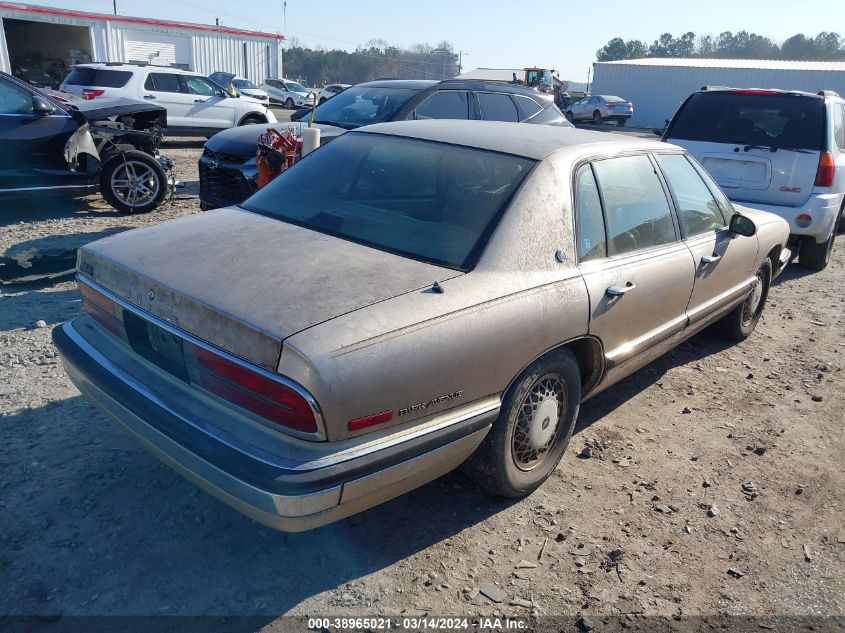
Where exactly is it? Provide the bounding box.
[32,95,55,117]
[729,213,756,237]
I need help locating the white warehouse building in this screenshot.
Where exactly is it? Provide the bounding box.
[0,1,282,86]
[591,58,845,128]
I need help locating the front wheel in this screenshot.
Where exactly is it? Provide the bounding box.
[99,151,167,214]
[239,114,265,126]
[714,259,771,341]
[592,110,603,125]
[798,230,835,270]
[285,97,295,109]
[319,97,327,104]
[565,111,574,123]
[463,350,581,497]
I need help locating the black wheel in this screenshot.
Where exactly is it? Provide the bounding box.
[99,151,167,214]
[798,231,835,270]
[319,97,327,104]
[239,114,265,126]
[592,110,603,125]
[463,350,581,497]
[617,117,627,127]
[565,111,574,123]
[715,259,771,341]
[285,97,295,109]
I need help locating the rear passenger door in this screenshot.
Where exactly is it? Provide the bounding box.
[655,153,758,324]
[142,72,194,129]
[575,155,696,374]
[477,92,519,122]
[409,90,471,120]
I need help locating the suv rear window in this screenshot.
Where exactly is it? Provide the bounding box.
[242,133,535,271]
[64,67,132,88]
[668,92,826,151]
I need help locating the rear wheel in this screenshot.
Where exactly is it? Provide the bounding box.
[798,231,835,270]
[565,111,574,123]
[592,110,602,125]
[463,350,581,497]
[285,97,295,109]
[617,117,627,127]
[100,151,167,214]
[319,97,327,104]
[714,259,771,341]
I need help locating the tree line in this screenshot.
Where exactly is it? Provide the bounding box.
[281,39,459,86]
[596,31,845,62]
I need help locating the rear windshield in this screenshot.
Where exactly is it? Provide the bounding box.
[64,67,132,88]
[311,86,420,129]
[669,92,826,150]
[242,133,535,271]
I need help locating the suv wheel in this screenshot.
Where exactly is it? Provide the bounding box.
[798,231,835,271]
[565,111,574,123]
[239,114,265,126]
[285,97,295,109]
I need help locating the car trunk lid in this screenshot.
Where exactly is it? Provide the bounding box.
[77,208,461,370]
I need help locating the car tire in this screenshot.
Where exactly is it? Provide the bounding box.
[239,114,265,126]
[714,259,772,341]
[285,97,295,109]
[592,110,602,125]
[565,111,574,123]
[319,97,327,104]
[617,117,627,127]
[463,350,581,498]
[798,230,835,270]
[99,151,167,214]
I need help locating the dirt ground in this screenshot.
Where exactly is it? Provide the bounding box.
[0,119,843,628]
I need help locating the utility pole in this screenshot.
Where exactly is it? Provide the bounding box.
[458,50,468,76]
[113,0,117,14]
[280,1,287,78]
[586,66,591,93]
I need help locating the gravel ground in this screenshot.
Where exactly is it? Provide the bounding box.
[0,118,843,626]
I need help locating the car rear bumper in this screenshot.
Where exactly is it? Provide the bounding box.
[737,193,843,242]
[53,318,494,531]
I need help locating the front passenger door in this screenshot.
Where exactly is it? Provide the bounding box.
[575,156,696,382]
[655,153,758,325]
[184,76,235,130]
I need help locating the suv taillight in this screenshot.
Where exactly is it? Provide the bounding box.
[192,346,318,434]
[82,88,105,100]
[815,151,835,187]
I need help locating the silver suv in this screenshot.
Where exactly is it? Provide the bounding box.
[665,87,845,270]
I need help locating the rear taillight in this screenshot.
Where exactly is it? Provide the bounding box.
[627,102,633,109]
[193,346,318,434]
[605,103,617,109]
[814,151,835,187]
[77,280,122,337]
[82,88,104,100]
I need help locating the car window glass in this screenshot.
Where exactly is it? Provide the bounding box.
[513,95,542,121]
[478,92,519,122]
[0,78,34,114]
[64,68,131,87]
[575,165,607,262]
[656,153,726,237]
[835,104,845,151]
[687,156,735,222]
[267,80,281,89]
[413,91,469,120]
[593,155,676,255]
[147,73,182,93]
[243,134,535,271]
[185,76,219,96]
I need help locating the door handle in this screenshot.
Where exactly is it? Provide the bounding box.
[194,98,205,103]
[701,254,721,264]
[606,282,637,297]
[143,95,156,99]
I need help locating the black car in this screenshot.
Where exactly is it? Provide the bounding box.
[0,71,170,213]
[199,79,572,210]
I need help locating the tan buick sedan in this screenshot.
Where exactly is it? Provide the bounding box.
[54,120,791,531]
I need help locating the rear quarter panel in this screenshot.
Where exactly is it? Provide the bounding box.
[279,156,591,441]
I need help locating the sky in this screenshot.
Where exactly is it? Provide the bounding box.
[21,0,845,83]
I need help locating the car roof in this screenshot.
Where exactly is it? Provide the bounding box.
[357,120,667,160]
[74,63,197,75]
[356,79,439,90]
[694,86,841,100]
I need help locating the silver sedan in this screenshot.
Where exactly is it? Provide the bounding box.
[55,120,790,531]
[566,94,634,125]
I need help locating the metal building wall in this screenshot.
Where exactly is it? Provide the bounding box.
[591,62,845,128]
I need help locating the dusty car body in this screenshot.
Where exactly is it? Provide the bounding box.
[54,121,790,531]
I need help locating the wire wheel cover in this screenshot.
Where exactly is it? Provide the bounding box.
[511,374,567,471]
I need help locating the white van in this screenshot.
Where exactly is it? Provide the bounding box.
[665,87,845,270]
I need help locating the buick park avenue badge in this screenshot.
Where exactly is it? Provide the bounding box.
[398,391,464,416]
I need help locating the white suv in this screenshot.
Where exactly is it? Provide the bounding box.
[61,63,276,136]
[665,87,845,270]
[260,78,312,109]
